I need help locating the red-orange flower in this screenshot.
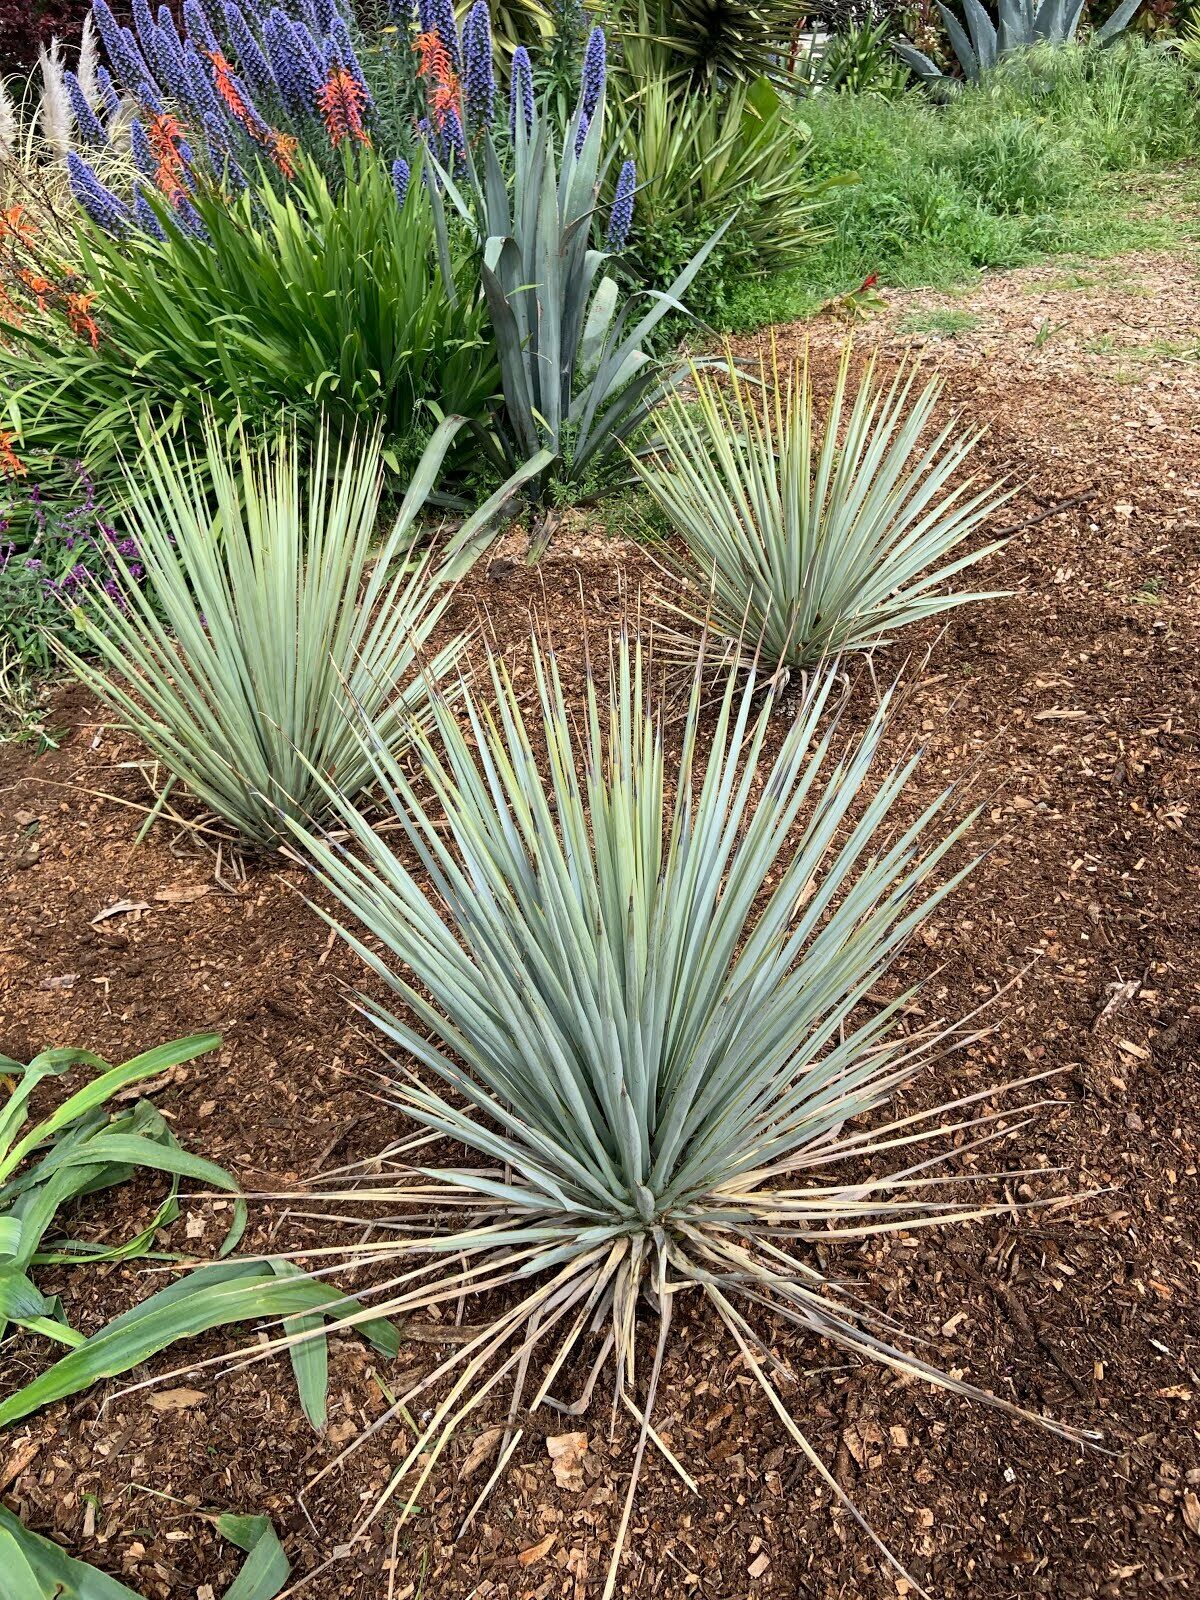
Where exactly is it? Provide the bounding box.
[0,429,25,479]
[209,50,260,135]
[16,268,53,311]
[146,110,188,203]
[0,206,36,247]
[66,290,100,348]
[268,130,299,180]
[317,69,371,149]
[413,29,460,129]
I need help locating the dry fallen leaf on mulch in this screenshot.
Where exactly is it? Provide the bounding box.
[547,1431,588,1490]
[146,1388,207,1412]
[154,884,211,904]
[1183,1492,1200,1537]
[518,1533,556,1566]
[91,900,150,925]
[459,1427,503,1482]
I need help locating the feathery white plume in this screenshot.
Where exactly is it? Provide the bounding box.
[0,78,17,157]
[38,37,73,158]
[77,16,100,107]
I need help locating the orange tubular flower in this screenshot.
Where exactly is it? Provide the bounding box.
[413,30,460,129]
[16,268,53,311]
[0,206,37,248]
[66,290,100,348]
[268,130,299,180]
[209,50,260,135]
[145,110,189,202]
[0,429,25,479]
[317,69,371,149]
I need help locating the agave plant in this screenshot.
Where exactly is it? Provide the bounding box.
[55,417,546,848]
[271,633,1088,1595]
[635,341,1012,674]
[895,0,1143,85]
[425,28,728,501]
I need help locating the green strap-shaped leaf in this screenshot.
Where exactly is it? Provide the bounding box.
[0,1260,400,1429]
[0,1504,289,1599]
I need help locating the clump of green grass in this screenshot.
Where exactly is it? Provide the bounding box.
[722,39,1200,332]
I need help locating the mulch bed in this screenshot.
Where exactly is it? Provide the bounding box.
[2,249,1199,1598]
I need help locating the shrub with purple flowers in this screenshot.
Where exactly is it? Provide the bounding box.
[0,463,146,693]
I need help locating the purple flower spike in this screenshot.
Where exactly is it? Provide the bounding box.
[133,186,168,241]
[607,158,635,249]
[183,0,220,53]
[224,4,275,106]
[392,156,410,206]
[67,151,130,235]
[96,66,120,119]
[581,26,605,118]
[264,10,322,120]
[462,0,493,131]
[184,40,226,121]
[66,71,107,145]
[129,117,157,182]
[574,108,588,156]
[509,44,533,139]
[152,22,193,102]
[443,105,466,172]
[328,13,370,98]
[420,0,461,71]
[131,0,158,60]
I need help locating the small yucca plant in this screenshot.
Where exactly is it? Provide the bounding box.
[57,417,532,847]
[278,633,1087,1593]
[635,340,1013,675]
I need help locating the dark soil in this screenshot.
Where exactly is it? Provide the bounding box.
[1,251,1199,1599]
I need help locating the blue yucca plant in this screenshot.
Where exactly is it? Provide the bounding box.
[422,20,729,508]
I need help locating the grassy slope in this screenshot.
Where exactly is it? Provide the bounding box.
[718,43,1200,332]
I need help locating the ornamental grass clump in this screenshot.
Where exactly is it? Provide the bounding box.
[55,418,483,849]
[634,339,1013,675]
[281,632,1088,1593]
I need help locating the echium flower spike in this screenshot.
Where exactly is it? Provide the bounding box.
[607,158,635,249]
[158,6,187,62]
[93,0,160,96]
[96,66,120,118]
[131,0,159,63]
[129,115,156,180]
[442,104,465,172]
[133,185,167,240]
[264,10,321,120]
[184,40,226,121]
[183,0,219,53]
[573,108,588,156]
[509,44,533,138]
[65,70,106,145]
[422,0,461,71]
[205,116,247,189]
[174,195,209,242]
[328,14,371,103]
[462,0,493,130]
[152,24,194,102]
[118,25,161,95]
[392,156,409,206]
[581,25,605,118]
[224,3,276,105]
[67,150,129,234]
